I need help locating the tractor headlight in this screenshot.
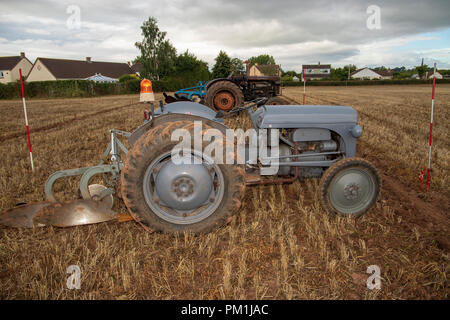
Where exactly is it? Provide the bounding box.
[351,125,362,138]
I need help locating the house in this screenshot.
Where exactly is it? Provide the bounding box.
[130,62,143,77]
[350,67,393,80]
[292,76,300,82]
[26,57,134,82]
[302,62,331,80]
[247,63,281,77]
[428,72,443,79]
[0,52,33,84]
[411,73,420,79]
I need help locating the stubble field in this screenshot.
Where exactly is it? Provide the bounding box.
[0,85,448,299]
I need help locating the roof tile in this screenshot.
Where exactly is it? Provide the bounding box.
[0,56,23,70]
[38,58,134,79]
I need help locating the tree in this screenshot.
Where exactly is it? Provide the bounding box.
[248,54,276,66]
[230,58,245,75]
[135,17,177,80]
[373,66,387,71]
[212,51,232,78]
[174,50,210,83]
[157,40,177,79]
[343,64,357,79]
[416,64,428,79]
[282,70,300,78]
[330,65,357,81]
[118,74,139,82]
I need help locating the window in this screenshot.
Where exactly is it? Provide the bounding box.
[0,71,3,78]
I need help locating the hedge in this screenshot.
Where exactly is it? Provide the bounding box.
[0,78,196,100]
[282,79,450,86]
[2,78,449,100]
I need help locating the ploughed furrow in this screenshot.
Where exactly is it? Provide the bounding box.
[0,102,140,143]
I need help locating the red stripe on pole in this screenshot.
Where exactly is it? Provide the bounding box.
[26,125,32,152]
[429,122,433,146]
[19,68,34,171]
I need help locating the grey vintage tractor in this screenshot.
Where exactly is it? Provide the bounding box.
[0,92,380,233]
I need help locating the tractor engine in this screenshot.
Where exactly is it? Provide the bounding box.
[276,130,340,178]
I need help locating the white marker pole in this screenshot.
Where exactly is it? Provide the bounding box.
[302,68,306,104]
[19,69,34,172]
[426,63,437,191]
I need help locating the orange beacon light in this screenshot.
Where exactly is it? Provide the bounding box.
[140,79,155,102]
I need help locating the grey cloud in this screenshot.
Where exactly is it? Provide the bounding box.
[0,0,449,70]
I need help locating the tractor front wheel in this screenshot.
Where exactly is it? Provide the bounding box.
[319,158,381,218]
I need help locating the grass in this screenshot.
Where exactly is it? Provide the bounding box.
[0,86,448,299]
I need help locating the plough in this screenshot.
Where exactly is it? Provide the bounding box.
[0,129,133,228]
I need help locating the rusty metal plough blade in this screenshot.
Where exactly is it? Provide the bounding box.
[33,199,118,227]
[0,199,128,228]
[0,202,50,228]
[0,129,135,229]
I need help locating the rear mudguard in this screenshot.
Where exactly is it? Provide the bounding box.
[129,102,228,146]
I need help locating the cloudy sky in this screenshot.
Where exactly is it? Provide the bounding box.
[0,0,449,71]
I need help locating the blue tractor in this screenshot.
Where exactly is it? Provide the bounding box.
[164,81,208,104]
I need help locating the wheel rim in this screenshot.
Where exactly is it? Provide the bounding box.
[213,91,235,111]
[143,150,224,225]
[328,167,376,215]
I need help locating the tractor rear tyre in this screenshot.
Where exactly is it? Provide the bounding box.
[319,158,381,218]
[205,81,244,111]
[121,120,246,233]
[266,96,289,105]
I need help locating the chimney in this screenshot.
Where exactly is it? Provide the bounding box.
[86,57,92,63]
[20,52,25,58]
